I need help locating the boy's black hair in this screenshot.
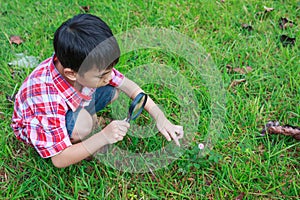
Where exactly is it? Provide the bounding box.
[53,14,120,75]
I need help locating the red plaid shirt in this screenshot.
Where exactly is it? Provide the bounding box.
[11,55,124,158]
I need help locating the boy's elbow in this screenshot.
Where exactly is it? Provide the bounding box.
[51,158,66,168]
[51,153,70,168]
[52,159,67,168]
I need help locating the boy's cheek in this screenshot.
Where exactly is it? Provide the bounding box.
[96,80,105,87]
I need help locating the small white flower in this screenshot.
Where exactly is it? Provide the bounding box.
[198,143,205,150]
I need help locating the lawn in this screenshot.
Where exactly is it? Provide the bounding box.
[0,0,299,199]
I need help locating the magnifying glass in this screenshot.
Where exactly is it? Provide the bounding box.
[125,92,148,123]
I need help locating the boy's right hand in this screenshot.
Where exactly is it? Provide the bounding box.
[101,120,130,144]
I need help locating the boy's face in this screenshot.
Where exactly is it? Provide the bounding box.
[76,66,112,88]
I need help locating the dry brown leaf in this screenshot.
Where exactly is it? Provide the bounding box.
[268,126,300,140]
[235,192,245,200]
[80,5,90,12]
[280,35,296,47]
[245,66,253,72]
[279,17,295,29]
[262,121,300,140]
[9,35,24,45]
[263,6,274,12]
[187,177,195,181]
[233,66,252,74]
[229,79,246,89]
[241,23,253,31]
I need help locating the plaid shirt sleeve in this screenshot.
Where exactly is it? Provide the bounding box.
[109,68,125,87]
[28,98,71,158]
[11,59,72,158]
[13,89,72,158]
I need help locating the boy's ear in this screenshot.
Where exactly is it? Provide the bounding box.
[63,68,77,81]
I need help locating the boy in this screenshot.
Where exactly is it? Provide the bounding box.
[11,14,183,168]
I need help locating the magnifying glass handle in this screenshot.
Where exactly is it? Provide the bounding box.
[125,113,131,123]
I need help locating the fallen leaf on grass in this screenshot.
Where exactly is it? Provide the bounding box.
[279,17,295,29]
[263,6,274,12]
[233,66,253,74]
[280,35,296,47]
[226,65,252,74]
[255,6,274,19]
[241,23,253,31]
[269,125,300,140]
[229,79,246,90]
[187,177,195,181]
[9,35,24,45]
[80,5,90,12]
[235,192,245,200]
[262,121,300,140]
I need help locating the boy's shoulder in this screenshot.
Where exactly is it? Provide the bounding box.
[27,57,53,80]
[19,56,58,97]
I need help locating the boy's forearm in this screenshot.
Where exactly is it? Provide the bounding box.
[51,132,108,168]
[144,97,165,121]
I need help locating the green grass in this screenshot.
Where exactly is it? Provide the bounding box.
[1,0,299,199]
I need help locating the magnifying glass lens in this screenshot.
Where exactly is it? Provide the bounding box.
[132,96,146,118]
[126,93,148,122]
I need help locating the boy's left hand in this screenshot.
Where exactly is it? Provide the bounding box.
[156,115,184,146]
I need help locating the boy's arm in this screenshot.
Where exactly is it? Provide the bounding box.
[51,132,107,168]
[51,120,129,168]
[118,77,184,146]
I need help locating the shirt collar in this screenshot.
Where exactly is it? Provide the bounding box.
[49,54,94,111]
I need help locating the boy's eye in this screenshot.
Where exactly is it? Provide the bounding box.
[96,70,111,79]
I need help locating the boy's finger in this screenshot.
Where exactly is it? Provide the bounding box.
[176,126,184,139]
[160,128,171,142]
[177,133,184,139]
[119,130,127,136]
[118,136,124,141]
[118,125,128,132]
[117,121,130,128]
[169,131,180,146]
[122,121,130,128]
